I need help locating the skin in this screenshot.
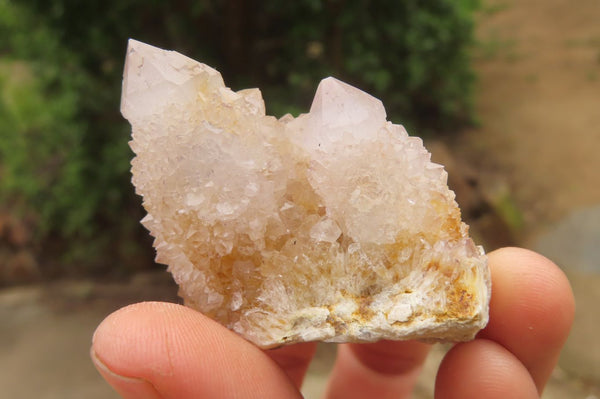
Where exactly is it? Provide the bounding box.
[91,247,574,398]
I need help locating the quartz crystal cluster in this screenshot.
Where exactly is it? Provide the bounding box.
[122,39,491,348]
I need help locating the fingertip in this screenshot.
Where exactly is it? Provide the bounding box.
[347,340,431,376]
[92,302,198,381]
[482,247,575,391]
[435,339,538,399]
[324,340,431,399]
[91,301,302,399]
[91,345,164,399]
[487,247,575,346]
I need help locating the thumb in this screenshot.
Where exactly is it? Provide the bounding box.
[91,302,302,399]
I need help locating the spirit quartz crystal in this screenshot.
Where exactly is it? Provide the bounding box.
[122,39,491,348]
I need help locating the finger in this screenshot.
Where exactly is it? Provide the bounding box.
[479,247,575,392]
[435,339,538,398]
[91,302,302,399]
[264,342,318,389]
[324,340,431,399]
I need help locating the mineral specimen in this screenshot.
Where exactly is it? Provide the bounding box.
[122,39,491,348]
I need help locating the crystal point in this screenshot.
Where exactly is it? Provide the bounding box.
[122,40,491,348]
[310,77,386,127]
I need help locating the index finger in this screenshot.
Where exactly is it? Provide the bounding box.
[435,247,575,397]
[478,247,575,390]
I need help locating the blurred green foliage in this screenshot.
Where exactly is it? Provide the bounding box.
[0,0,479,276]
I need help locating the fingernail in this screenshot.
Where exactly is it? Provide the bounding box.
[91,347,164,399]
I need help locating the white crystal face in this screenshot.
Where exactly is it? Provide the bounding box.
[292,77,387,152]
[123,39,491,348]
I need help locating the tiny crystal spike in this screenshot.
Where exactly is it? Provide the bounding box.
[122,39,491,349]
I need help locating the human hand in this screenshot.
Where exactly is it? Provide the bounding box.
[91,247,574,398]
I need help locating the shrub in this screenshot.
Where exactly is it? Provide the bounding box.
[0,0,479,277]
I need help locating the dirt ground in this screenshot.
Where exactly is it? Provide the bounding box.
[1,0,599,398]
[455,0,600,237]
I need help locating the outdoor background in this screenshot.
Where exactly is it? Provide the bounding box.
[1,0,598,398]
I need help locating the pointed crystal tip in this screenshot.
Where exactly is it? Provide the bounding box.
[121,39,222,120]
[310,77,386,128]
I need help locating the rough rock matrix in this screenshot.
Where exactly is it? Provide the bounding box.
[122,39,491,348]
